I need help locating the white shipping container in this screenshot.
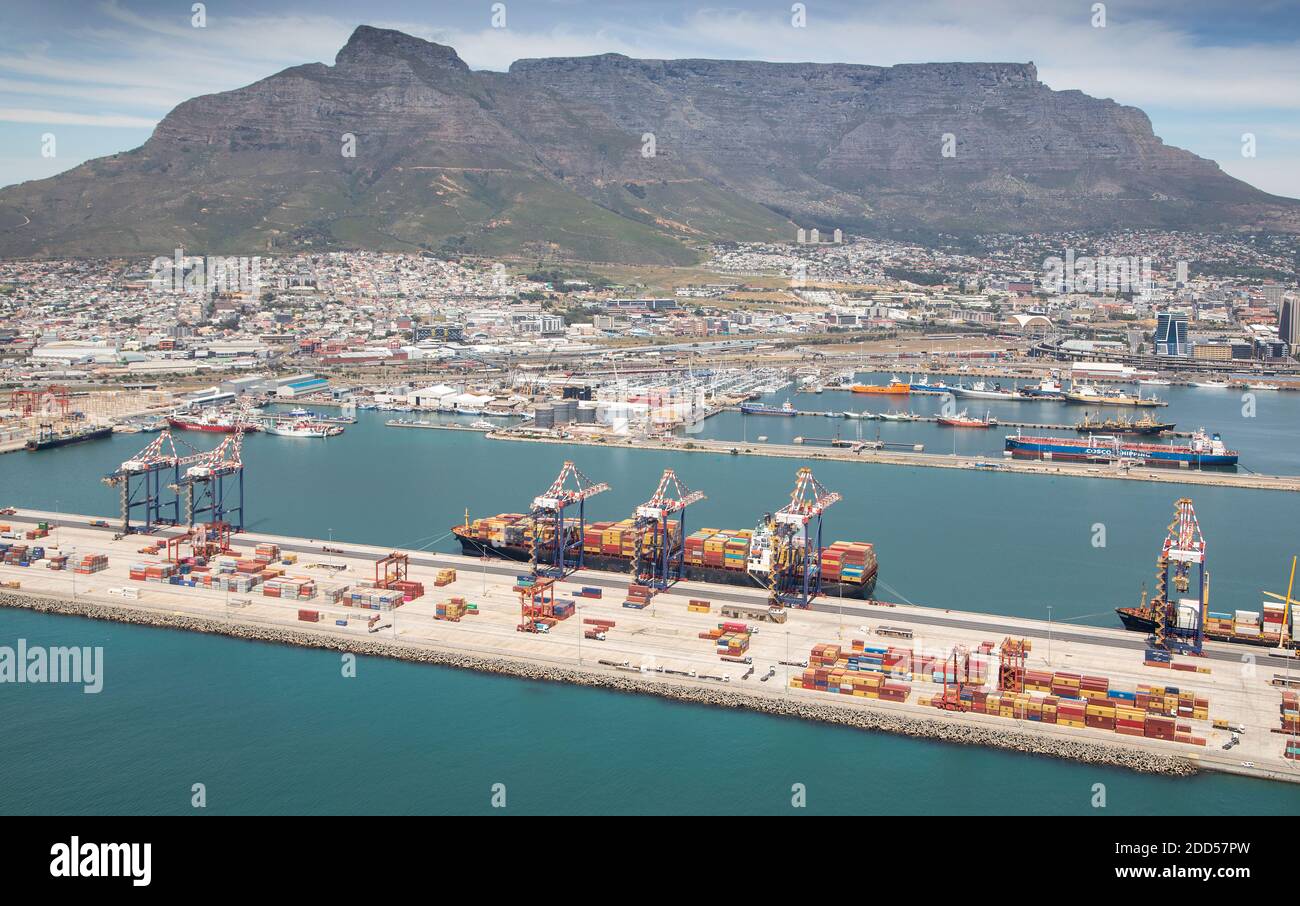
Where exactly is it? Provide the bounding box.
[1234,609,1260,624]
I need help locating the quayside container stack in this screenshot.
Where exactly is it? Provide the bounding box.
[454,467,879,600]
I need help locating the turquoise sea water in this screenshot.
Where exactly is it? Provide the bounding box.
[1,404,1298,814]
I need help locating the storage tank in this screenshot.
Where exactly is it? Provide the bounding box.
[533,404,555,429]
[575,401,598,424]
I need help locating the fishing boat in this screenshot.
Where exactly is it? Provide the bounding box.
[1020,377,1065,399]
[265,419,343,438]
[937,409,996,428]
[740,399,797,416]
[908,375,958,394]
[1138,378,1172,387]
[851,376,911,395]
[167,410,262,433]
[1065,384,1167,407]
[1074,412,1175,436]
[955,380,1020,401]
[878,411,922,422]
[25,423,113,451]
[1191,380,1231,389]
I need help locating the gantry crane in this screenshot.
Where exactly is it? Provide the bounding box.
[998,638,1029,693]
[629,469,705,590]
[1150,497,1207,656]
[528,461,609,578]
[103,430,186,534]
[171,430,248,532]
[747,467,841,613]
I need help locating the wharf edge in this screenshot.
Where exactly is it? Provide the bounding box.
[0,588,1200,780]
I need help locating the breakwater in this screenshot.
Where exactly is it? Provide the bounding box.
[0,590,1196,778]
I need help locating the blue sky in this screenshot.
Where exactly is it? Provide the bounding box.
[2,0,1298,197]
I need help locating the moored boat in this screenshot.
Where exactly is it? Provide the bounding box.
[1005,428,1237,466]
[740,399,797,416]
[937,409,996,428]
[167,410,261,433]
[264,419,343,438]
[851,376,910,395]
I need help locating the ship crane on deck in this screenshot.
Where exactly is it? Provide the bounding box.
[630,469,705,590]
[750,467,841,613]
[528,461,609,578]
[103,430,186,534]
[1150,497,1207,656]
[171,428,248,533]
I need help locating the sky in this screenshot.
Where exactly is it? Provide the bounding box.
[1,0,1298,197]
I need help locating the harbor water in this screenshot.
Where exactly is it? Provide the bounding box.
[2,404,1299,813]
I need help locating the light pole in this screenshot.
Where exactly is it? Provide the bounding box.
[1046,605,1053,666]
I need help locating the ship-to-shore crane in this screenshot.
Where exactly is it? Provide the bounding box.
[1150,497,1207,656]
[748,467,841,613]
[630,469,705,590]
[171,430,248,532]
[528,461,608,578]
[103,430,186,534]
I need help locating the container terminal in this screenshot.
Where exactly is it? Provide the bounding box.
[1,452,1297,781]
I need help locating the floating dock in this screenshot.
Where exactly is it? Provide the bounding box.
[2,508,1297,783]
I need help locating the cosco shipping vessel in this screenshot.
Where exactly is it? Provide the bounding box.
[454,513,878,599]
[1005,428,1238,467]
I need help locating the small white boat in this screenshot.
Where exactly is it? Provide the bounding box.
[470,420,495,429]
[842,411,864,419]
[1247,383,1281,391]
[1138,378,1172,386]
[1191,380,1231,389]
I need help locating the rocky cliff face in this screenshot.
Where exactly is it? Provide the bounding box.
[0,25,1294,262]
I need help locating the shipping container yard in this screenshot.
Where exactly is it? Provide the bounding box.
[2,508,1297,785]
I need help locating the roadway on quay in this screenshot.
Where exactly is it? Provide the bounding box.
[15,509,1297,672]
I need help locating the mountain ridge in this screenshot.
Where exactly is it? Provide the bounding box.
[1,24,1295,263]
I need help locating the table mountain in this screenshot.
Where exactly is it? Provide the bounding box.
[1,25,1295,263]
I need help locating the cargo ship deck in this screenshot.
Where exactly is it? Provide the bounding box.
[3,508,1297,785]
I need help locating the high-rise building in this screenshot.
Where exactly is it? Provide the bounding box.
[1280,297,1299,351]
[1154,312,1189,357]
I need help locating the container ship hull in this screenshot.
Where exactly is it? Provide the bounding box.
[454,533,877,600]
[1115,607,1285,648]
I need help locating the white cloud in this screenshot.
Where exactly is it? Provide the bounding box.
[0,108,157,127]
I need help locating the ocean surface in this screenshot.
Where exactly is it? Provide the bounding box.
[1,398,1299,814]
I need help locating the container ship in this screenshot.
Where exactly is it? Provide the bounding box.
[1116,593,1295,649]
[1005,428,1237,467]
[453,513,878,599]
